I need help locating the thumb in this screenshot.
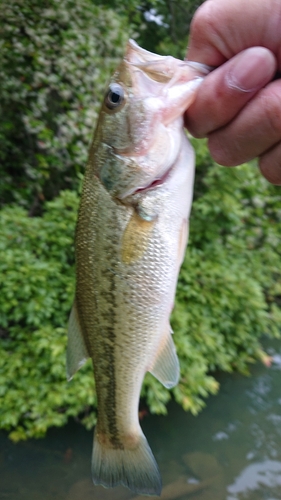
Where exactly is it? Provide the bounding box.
[185,47,277,138]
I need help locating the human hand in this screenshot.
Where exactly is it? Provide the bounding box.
[185,0,281,185]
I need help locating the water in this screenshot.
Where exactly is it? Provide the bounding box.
[1,339,281,500]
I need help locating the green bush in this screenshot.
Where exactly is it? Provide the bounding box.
[1,145,280,440]
[0,0,128,207]
[0,191,96,440]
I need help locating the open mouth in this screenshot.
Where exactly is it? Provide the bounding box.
[133,164,174,195]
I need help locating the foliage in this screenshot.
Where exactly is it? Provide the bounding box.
[171,140,281,413]
[0,0,128,208]
[140,0,202,57]
[93,0,202,57]
[0,191,96,440]
[1,147,280,440]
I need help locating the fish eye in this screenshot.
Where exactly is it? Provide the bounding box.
[105,83,125,110]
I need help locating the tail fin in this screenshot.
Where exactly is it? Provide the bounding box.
[92,429,162,496]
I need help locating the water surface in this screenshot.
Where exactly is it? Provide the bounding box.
[1,339,281,500]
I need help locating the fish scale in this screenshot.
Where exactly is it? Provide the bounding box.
[66,39,210,496]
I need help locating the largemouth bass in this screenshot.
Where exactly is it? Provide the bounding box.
[67,40,209,496]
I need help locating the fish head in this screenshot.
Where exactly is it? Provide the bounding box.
[92,40,210,200]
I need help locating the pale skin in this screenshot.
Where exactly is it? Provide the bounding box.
[185,0,281,185]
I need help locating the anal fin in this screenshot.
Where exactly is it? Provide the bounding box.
[66,300,89,381]
[149,326,180,389]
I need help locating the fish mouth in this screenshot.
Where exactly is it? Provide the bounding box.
[133,164,174,195]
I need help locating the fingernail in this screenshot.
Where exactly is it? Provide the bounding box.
[227,47,276,93]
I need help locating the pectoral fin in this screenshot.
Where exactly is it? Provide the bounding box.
[66,301,89,381]
[121,212,155,264]
[149,326,180,389]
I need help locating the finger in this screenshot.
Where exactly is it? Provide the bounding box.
[187,0,281,68]
[185,47,276,137]
[187,0,228,66]
[259,143,281,185]
[207,79,281,167]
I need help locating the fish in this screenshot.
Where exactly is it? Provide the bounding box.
[66,39,209,496]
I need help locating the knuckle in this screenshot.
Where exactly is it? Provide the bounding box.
[208,134,235,166]
[261,84,281,138]
[259,145,281,185]
[190,1,218,41]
